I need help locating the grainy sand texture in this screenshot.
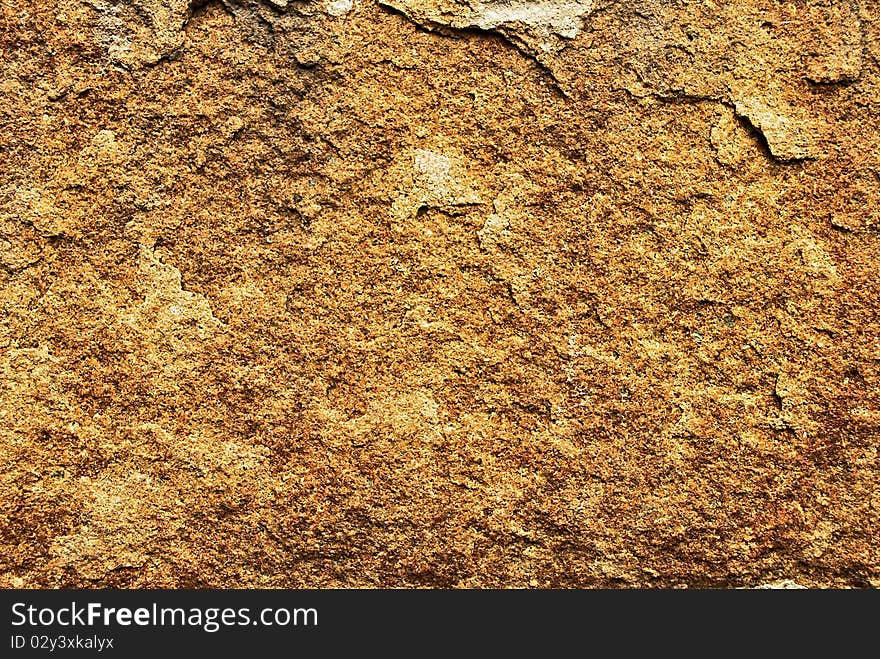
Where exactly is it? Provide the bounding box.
[1,0,878,588]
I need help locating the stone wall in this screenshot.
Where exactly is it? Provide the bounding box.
[1,0,878,587]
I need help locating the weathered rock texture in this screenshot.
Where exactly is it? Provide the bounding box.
[1,0,878,588]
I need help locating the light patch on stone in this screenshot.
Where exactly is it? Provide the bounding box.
[326,0,354,17]
[733,98,822,162]
[90,0,190,68]
[477,213,511,248]
[413,149,452,188]
[475,0,592,39]
[710,108,754,167]
[129,245,223,352]
[92,1,131,62]
[387,149,483,222]
[91,129,117,151]
[380,0,593,52]
[2,184,67,237]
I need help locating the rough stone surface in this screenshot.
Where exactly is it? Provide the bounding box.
[1,0,878,588]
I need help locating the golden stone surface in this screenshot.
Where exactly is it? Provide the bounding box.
[1,0,878,588]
